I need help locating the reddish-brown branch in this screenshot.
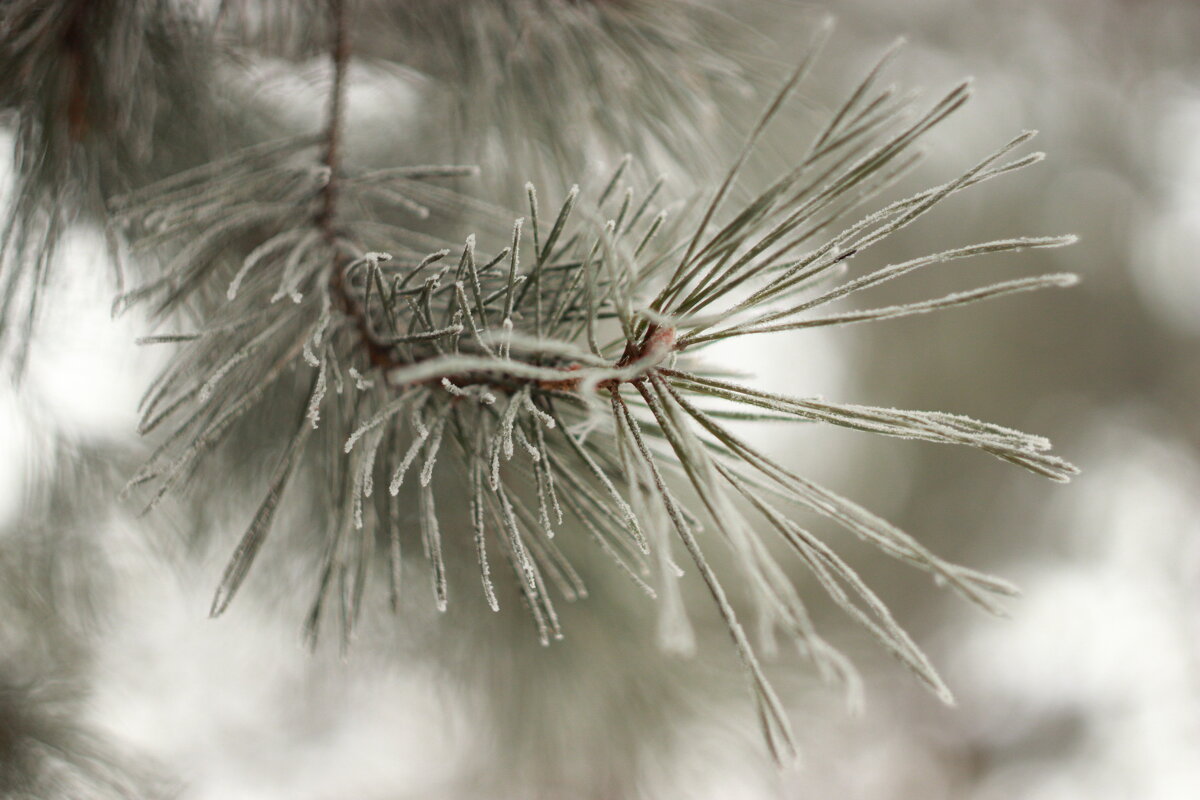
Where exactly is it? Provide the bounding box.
[315,0,397,371]
[531,324,677,393]
[60,1,94,142]
[315,0,349,241]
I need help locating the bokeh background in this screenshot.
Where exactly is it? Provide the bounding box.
[2,0,1198,797]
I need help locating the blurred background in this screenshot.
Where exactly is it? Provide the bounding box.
[771,2,1200,797]
[1,0,1198,798]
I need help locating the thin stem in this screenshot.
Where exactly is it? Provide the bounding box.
[316,0,350,241]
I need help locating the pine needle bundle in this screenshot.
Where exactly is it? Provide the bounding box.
[2,1,1077,767]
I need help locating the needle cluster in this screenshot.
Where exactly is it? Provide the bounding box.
[105,16,1077,763]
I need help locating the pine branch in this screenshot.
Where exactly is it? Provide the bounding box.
[1,5,1081,765]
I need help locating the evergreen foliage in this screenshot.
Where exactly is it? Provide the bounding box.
[1,0,1076,767]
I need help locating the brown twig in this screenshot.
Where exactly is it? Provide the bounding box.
[315,0,348,241]
[314,0,398,369]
